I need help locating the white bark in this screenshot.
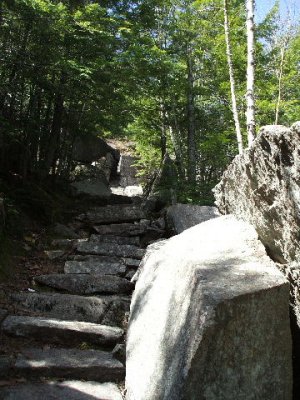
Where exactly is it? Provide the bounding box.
[224,0,243,155]
[246,0,256,146]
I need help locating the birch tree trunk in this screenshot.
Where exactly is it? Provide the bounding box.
[187,50,196,184]
[224,0,243,155]
[246,0,256,146]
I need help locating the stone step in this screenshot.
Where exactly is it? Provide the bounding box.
[8,348,125,382]
[0,381,123,400]
[93,222,149,236]
[34,274,134,295]
[1,316,124,346]
[51,238,88,249]
[11,293,130,327]
[90,234,140,246]
[69,255,140,269]
[64,259,126,275]
[76,241,145,260]
[76,205,146,225]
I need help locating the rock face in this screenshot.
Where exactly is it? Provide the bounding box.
[213,123,300,329]
[166,204,220,234]
[214,123,300,265]
[126,216,292,400]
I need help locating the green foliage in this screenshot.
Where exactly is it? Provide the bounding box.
[0,0,299,206]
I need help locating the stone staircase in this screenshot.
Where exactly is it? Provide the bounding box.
[0,200,164,399]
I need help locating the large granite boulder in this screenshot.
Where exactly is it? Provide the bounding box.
[213,123,300,328]
[166,204,220,234]
[214,123,300,264]
[72,136,119,164]
[126,216,292,400]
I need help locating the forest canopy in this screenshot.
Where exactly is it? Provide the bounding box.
[0,0,299,204]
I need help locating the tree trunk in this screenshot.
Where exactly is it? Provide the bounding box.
[160,102,167,160]
[187,51,196,184]
[224,0,243,154]
[44,92,64,176]
[246,0,256,146]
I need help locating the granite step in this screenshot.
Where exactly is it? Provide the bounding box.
[93,222,149,236]
[11,292,130,327]
[1,315,124,346]
[5,348,125,382]
[76,242,145,260]
[0,381,123,400]
[64,259,126,275]
[89,234,140,246]
[34,274,134,295]
[68,255,140,269]
[76,205,146,225]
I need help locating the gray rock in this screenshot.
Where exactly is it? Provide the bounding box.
[213,123,300,326]
[131,240,168,283]
[72,135,119,164]
[71,179,112,199]
[126,215,292,400]
[90,234,140,246]
[166,204,220,234]
[34,274,134,295]
[93,222,148,237]
[214,123,300,264]
[13,348,124,381]
[2,315,123,345]
[0,381,123,400]
[64,258,126,276]
[76,242,145,260]
[77,205,146,225]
